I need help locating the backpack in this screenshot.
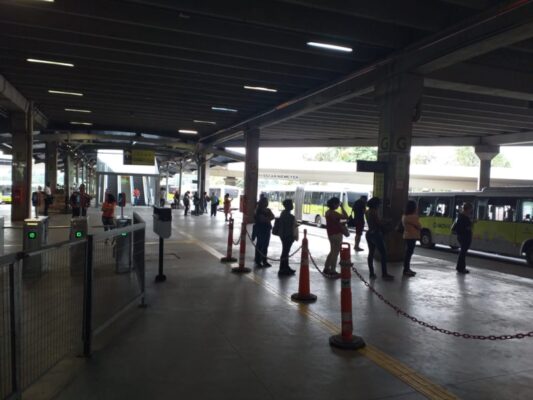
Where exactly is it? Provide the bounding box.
[272,218,280,236]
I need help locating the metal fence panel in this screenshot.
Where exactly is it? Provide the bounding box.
[19,245,84,390]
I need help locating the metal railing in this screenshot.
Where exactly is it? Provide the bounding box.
[1,213,146,400]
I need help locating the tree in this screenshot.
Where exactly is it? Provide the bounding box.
[314,147,377,162]
[411,153,436,165]
[452,147,511,168]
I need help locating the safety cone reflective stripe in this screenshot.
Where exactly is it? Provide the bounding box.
[291,230,317,303]
[221,218,237,263]
[329,243,365,350]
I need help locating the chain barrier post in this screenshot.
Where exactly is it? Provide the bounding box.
[221,217,237,263]
[232,215,251,273]
[291,229,317,303]
[329,243,365,350]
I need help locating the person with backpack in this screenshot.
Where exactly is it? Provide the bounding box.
[401,200,421,277]
[183,191,191,216]
[253,197,275,268]
[276,199,298,276]
[210,192,219,217]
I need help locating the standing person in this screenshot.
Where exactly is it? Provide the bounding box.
[365,197,394,281]
[133,187,140,206]
[401,200,421,277]
[173,190,180,209]
[454,202,473,274]
[43,182,52,216]
[254,197,275,268]
[223,193,232,222]
[203,192,209,214]
[159,187,166,207]
[323,197,348,277]
[31,186,43,218]
[183,191,191,216]
[101,193,116,231]
[352,195,367,252]
[277,199,298,276]
[78,184,91,217]
[193,192,200,216]
[210,192,219,217]
[70,186,81,217]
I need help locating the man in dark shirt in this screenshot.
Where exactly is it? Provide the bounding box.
[352,195,367,251]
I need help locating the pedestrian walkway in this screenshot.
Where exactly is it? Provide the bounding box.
[26,207,533,399]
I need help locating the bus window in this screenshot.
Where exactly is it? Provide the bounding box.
[520,199,533,222]
[454,197,475,218]
[311,192,323,205]
[477,198,488,220]
[418,197,434,217]
[435,198,452,217]
[486,197,517,222]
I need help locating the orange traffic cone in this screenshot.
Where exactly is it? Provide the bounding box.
[291,230,317,303]
[221,218,237,263]
[232,217,251,273]
[329,243,365,350]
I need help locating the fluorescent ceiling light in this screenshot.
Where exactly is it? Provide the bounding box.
[244,85,277,93]
[70,121,93,126]
[307,41,352,53]
[193,120,216,125]
[211,106,238,112]
[27,58,73,67]
[49,90,83,96]
[178,129,198,134]
[65,108,91,113]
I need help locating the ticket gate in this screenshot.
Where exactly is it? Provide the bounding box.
[115,217,132,273]
[70,217,88,275]
[22,216,49,279]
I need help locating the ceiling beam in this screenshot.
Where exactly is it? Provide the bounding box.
[200,0,533,145]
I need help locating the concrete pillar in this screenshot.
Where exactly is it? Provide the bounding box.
[177,161,183,208]
[475,145,499,190]
[244,128,260,223]
[200,155,210,195]
[224,176,237,186]
[10,111,33,221]
[374,74,423,261]
[75,160,79,187]
[45,141,58,193]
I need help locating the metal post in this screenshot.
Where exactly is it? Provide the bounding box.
[82,235,93,357]
[178,161,183,209]
[155,237,166,282]
[9,262,21,398]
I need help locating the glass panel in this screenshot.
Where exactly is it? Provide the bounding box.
[487,197,517,222]
[435,197,452,217]
[520,200,533,222]
[418,197,434,217]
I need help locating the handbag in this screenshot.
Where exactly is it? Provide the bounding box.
[340,223,350,237]
[395,221,404,234]
[272,218,280,236]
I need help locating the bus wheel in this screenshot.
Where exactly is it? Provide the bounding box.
[525,246,533,267]
[420,230,435,249]
[314,215,322,227]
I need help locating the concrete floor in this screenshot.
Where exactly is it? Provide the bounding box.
[7,205,533,400]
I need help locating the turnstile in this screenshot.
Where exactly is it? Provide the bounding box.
[22,216,49,279]
[115,217,132,273]
[70,217,88,275]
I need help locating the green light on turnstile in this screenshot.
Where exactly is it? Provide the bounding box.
[28,231,37,240]
[75,231,83,239]
[121,232,127,237]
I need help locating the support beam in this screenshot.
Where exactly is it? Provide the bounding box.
[11,111,33,221]
[45,141,58,193]
[374,74,423,261]
[244,128,260,223]
[475,144,499,190]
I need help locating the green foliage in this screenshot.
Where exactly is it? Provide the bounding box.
[492,154,511,168]
[453,147,511,168]
[411,153,436,165]
[314,147,377,162]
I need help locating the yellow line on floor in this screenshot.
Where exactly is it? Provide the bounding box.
[177,229,458,400]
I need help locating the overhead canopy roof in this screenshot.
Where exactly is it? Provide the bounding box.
[0,0,532,164]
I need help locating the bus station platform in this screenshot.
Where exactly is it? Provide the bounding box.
[14,206,533,400]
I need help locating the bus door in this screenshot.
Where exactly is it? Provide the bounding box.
[474,197,518,255]
[434,197,454,246]
[516,198,533,255]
